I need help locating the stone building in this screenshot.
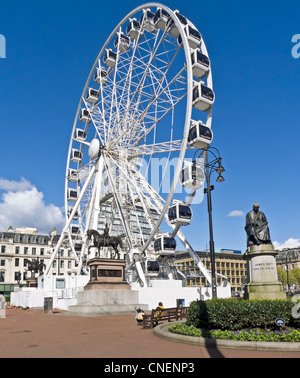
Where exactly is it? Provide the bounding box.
[0,226,76,295]
[276,248,300,290]
[173,250,247,296]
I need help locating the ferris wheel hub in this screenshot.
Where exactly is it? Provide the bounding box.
[88,139,101,160]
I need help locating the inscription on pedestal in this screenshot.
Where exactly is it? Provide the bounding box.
[251,254,277,282]
[98,269,122,278]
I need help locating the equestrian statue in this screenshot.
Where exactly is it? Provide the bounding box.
[24,258,46,277]
[87,226,122,259]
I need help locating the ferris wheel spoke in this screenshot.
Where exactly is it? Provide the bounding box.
[126,139,184,157]
[108,28,185,149]
[129,89,187,149]
[103,154,133,250]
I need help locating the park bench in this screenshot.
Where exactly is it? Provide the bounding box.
[142,306,188,328]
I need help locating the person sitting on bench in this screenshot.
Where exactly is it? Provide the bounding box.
[154,302,165,325]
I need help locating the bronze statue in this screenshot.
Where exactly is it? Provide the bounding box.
[245,203,271,247]
[24,258,46,277]
[87,229,122,259]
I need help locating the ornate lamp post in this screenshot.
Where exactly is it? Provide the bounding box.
[193,146,225,298]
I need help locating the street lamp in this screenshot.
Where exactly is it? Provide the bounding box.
[193,146,225,298]
[285,251,291,293]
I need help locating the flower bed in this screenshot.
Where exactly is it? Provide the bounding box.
[169,323,300,342]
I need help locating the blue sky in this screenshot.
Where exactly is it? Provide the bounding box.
[0,0,300,253]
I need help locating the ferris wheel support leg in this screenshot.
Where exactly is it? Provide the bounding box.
[176,229,212,285]
[44,164,97,275]
[103,154,133,251]
[162,258,174,280]
[135,261,148,288]
[76,157,104,274]
[79,155,105,271]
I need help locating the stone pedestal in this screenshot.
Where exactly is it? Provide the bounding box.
[86,258,130,290]
[66,258,147,316]
[26,277,37,288]
[244,244,286,300]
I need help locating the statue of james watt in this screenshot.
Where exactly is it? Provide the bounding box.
[245,203,271,247]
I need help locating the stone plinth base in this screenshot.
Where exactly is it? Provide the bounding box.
[86,258,130,290]
[244,244,285,300]
[67,289,148,316]
[246,281,286,300]
[85,282,131,290]
[26,277,37,288]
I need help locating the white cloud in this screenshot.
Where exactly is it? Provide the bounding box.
[228,210,244,217]
[273,238,300,251]
[0,178,65,234]
[0,177,33,192]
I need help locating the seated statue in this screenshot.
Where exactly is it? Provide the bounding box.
[245,203,271,247]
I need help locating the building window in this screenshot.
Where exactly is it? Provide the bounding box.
[56,278,65,289]
[32,248,36,255]
[15,258,19,267]
[15,246,20,254]
[0,271,5,282]
[14,234,20,242]
[24,247,28,255]
[40,248,44,256]
[0,260,5,266]
[1,246,5,253]
[68,261,72,269]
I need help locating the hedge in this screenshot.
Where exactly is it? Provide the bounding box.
[186,299,300,331]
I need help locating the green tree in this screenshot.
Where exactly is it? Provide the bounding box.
[277,267,287,285]
[290,268,300,287]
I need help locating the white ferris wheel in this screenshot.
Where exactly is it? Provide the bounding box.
[45,3,215,287]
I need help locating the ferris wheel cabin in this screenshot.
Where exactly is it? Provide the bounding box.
[70,149,82,163]
[144,260,160,277]
[79,109,92,123]
[178,25,201,50]
[188,120,213,149]
[126,18,143,40]
[192,82,215,112]
[154,235,177,256]
[94,68,108,86]
[103,49,117,67]
[139,9,155,33]
[67,169,79,182]
[168,10,188,37]
[180,161,205,189]
[74,128,87,142]
[114,32,130,52]
[67,189,78,202]
[154,8,170,30]
[191,49,210,79]
[67,207,79,220]
[168,202,192,225]
[71,225,79,235]
[86,88,99,104]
